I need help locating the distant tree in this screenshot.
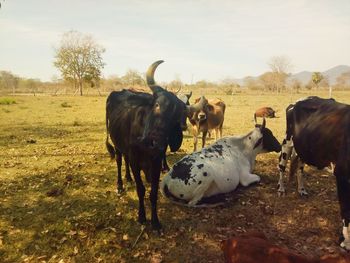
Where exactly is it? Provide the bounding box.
[0,71,19,93]
[220,77,240,95]
[335,71,350,88]
[290,78,302,93]
[259,72,275,91]
[243,76,259,90]
[267,55,292,92]
[167,76,184,93]
[53,30,105,96]
[311,72,324,90]
[121,69,144,86]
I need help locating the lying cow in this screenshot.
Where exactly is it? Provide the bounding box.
[190,96,226,152]
[160,119,281,207]
[277,96,350,250]
[254,106,276,123]
[221,231,350,263]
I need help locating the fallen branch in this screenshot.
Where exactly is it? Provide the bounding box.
[132,225,146,249]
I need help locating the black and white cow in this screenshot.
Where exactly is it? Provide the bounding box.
[277,96,350,250]
[160,119,281,207]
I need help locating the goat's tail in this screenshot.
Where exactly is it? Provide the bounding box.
[105,109,115,160]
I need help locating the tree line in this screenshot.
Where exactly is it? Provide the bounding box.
[1,31,350,95]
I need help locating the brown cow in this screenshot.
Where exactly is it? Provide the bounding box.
[190,96,226,152]
[221,231,350,263]
[254,106,276,123]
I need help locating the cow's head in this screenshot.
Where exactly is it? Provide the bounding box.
[190,96,210,125]
[139,60,188,153]
[177,91,192,131]
[253,118,281,153]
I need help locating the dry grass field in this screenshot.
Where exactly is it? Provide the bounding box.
[1,90,350,262]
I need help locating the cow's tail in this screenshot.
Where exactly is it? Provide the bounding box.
[105,109,115,160]
[288,153,299,180]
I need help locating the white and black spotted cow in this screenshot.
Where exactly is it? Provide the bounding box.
[277,98,335,196]
[277,96,350,250]
[160,119,281,207]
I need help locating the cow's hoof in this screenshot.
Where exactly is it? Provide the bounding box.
[116,188,125,195]
[277,190,286,197]
[151,221,162,233]
[138,214,147,225]
[340,241,350,251]
[298,189,308,197]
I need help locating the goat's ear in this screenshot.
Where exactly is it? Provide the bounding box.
[168,123,183,152]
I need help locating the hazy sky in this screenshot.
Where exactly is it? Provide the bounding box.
[1,0,349,83]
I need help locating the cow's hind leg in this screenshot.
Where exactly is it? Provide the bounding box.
[161,147,170,173]
[240,173,260,187]
[296,159,307,196]
[278,138,293,195]
[124,155,132,182]
[334,164,350,250]
[115,149,124,194]
[188,179,214,207]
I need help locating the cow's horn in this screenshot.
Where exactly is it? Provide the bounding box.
[146,60,164,92]
[188,96,205,115]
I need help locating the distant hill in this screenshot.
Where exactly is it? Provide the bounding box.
[290,65,350,85]
[233,65,350,86]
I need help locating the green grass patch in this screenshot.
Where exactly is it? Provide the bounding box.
[0,98,16,105]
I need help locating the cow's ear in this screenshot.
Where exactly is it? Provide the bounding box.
[207,104,214,112]
[168,123,183,152]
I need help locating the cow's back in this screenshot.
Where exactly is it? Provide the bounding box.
[106,90,152,151]
[291,98,350,168]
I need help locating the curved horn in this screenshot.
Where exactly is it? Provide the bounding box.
[261,117,266,129]
[188,96,206,115]
[173,85,182,95]
[188,91,192,99]
[146,60,164,92]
